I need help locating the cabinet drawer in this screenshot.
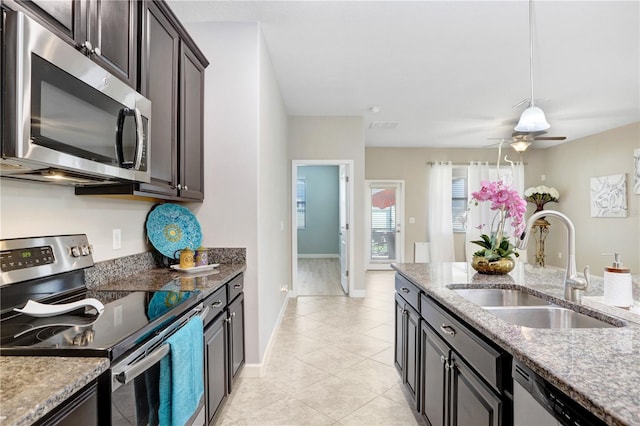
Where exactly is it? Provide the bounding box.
[202,286,227,326]
[421,294,504,392]
[227,274,244,303]
[395,273,421,311]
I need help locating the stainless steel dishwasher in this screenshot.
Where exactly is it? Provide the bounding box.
[513,360,605,426]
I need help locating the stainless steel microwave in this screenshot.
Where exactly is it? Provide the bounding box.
[1,10,151,186]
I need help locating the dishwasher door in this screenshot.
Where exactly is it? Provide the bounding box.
[512,360,605,426]
[513,380,558,426]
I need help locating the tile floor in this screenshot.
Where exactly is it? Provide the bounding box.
[216,271,423,425]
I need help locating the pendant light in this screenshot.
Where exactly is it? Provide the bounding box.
[515,0,550,132]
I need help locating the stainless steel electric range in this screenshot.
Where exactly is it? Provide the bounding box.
[0,234,205,425]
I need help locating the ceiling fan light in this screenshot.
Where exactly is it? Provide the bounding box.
[515,106,550,132]
[510,141,532,152]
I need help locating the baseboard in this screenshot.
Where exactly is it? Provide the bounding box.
[297,254,339,259]
[240,295,290,378]
[349,289,366,298]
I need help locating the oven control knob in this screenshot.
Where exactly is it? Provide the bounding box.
[71,246,82,257]
[81,245,91,256]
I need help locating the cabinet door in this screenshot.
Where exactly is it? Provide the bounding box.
[16,0,81,41]
[139,0,179,197]
[450,354,502,426]
[421,323,448,426]
[227,294,245,392]
[86,0,138,86]
[204,314,229,425]
[179,40,206,201]
[405,304,420,408]
[394,294,405,376]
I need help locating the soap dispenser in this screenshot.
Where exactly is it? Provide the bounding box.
[602,253,633,308]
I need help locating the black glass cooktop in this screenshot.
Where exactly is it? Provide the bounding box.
[0,289,200,360]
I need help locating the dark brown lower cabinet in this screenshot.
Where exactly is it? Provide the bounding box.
[204,313,229,425]
[394,293,420,408]
[228,293,245,392]
[202,275,245,425]
[35,381,99,426]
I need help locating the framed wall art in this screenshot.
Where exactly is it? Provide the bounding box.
[634,148,640,195]
[590,174,627,217]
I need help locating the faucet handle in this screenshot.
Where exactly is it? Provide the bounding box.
[582,265,590,291]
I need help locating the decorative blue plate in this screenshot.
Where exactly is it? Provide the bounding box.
[146,204,202,258]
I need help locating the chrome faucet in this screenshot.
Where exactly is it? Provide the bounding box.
[518,210,591,302]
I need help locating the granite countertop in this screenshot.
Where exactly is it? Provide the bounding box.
[93,262,246,298]
[392,262,640,426]
[0,262,246,426]
[0,356,109,426]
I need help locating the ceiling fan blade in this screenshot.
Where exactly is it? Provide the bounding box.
[533,136,567,141]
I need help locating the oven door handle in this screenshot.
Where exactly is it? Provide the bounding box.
[114,344,170,386]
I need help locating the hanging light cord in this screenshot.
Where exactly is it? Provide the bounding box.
[528,0,535,107]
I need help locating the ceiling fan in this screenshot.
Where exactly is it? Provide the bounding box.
[485,131,566,151]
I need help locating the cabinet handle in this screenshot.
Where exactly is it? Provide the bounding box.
[440,324,456,336]
[400,287,410,293]
[234,284,242,289]
[177,184,183,190]
[184,185,188,190]
[445,360,456,371]
[225,317,232,323]
[231,312,236,317]
[211,301,223,308]
[440,355,446,364]
[92,46,101,57]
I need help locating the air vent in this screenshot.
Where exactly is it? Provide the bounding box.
[369,121,399,129]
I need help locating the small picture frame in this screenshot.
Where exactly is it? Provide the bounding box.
[590,174,628,217]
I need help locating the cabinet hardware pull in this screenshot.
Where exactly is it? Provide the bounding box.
[225,317,232,323]
[440,355,446,364]
[234,284,242,289]
[231,312,236,317]
[211,301,223,308]
[400,287,410,293]
[440,324,456,336]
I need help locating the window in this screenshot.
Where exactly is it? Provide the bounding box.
[452,168,467,232]
[296,178,306,229]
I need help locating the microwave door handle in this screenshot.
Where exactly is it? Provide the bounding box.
[115,108,127,167]
[132,107,144,170]
[114,344,170,386]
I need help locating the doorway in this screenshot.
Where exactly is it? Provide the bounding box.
[292,160,354,297]
[365,180,405,270]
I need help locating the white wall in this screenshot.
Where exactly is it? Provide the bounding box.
[0,180,154,262]
[185,22,289,365]
[289,117,366,292]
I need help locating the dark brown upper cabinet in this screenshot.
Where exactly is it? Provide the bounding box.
[13,0,138,87]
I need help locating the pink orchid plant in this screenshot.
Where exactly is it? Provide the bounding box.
[470,180,527,261]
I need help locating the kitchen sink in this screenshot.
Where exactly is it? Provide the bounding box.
[452,288,552,307]
[484,306,617,329]
[451,287,624,329]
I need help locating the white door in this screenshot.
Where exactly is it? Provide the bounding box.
[366,181,404,270]
[339,165,349,293]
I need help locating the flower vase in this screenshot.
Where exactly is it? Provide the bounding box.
[471,256,515,275]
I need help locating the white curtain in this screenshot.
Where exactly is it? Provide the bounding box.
[465,161,526,261]
[428,162,455,263]
[465,162,490,261]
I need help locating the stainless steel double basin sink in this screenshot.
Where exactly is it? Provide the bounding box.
[451,288,622,329]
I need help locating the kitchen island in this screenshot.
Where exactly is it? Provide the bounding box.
[393,262,640,425]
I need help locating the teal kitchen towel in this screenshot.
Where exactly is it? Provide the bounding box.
[159,316,204,426]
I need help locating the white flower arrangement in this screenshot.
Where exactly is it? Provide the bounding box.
[524,185,559,211]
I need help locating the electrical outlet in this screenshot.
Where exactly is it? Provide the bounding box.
[113,229,122,250]
[558,251,562,259]
[409,217,416,224]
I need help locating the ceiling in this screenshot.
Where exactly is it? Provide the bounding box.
[167,0,640,149]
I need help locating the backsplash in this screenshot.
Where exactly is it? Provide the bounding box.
[85,247,246,289]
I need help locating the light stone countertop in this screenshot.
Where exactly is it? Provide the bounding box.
[0,263,246,426]
[0,356,109,426]
[392,261,640,426]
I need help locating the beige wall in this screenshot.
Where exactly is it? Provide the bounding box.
[289,116,366,292]
[541,122,640,274]
[365,147,546,262]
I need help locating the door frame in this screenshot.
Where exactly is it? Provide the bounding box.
[365,180,405,270]
[291,160,354,297]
